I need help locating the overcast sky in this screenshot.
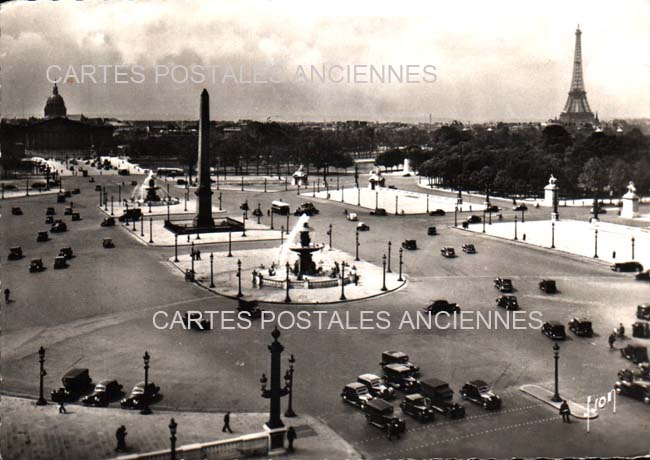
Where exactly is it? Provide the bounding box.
[1,0,648,122]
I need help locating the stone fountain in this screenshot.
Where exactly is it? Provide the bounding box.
[289,221,325,279]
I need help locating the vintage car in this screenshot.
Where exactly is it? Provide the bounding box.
[464,215,482,224]
[8,246,24,261]
[101,217,116,227]
[459,380,502,410]
[51,368,93,403]
[382,364,421,393]
[636,270,650,281]
[237,299,263,319]
[357,222,370,231]
[611,261,644,273]
[614,379,650,404]
[118,208,143,223]
[364,398,406,433]
[462,243,476,254]
[11,207,23,215]
[402,240,417,250]
[440,247,456,258]
[72,188,81,195]
[541,321,567,340]
[513,204,528,211]
[494,277,513,292]
[617,364,650,383]
[539,279,557,293]
[46,207,56,216]
[182,312,211,331]
[637,304,650,321]
[369,208,388,216]
[429,209,446,216]
[621,345,649,364]
[71,213,81,221]
[45,215,54,224]
[400,393,436,422]
[37,231,50,242]
[568,317,593,337]
[486,205,500,212]
[89,177,95,183]
[346,213,358,221]
[95,185,103,192]
[424,299,460,314]
[63,206,74,216]
[340,382,374,409]
[102,238,115,248]
[420,378,466,419]
[293,202,319,216]
[53,256,68,269]
[81,379,123,407]
[496,295,519,311]
[427,226,437,236]
[57,193,66,203]
[357,374,396,400]
[29,258,45,273]
[120,382,161,409]
[50,221,68,233]
[380,351,420,375]
[59,247,74,260]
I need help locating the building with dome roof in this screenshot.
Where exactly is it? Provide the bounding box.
[44,84,67,118]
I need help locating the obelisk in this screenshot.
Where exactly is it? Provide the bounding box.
[194,89,214,228]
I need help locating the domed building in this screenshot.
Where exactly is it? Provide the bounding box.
[44,84,67,118]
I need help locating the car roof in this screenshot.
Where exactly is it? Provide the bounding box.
[365,398,392,410]
[405,393,425,401]
[469,379,488,387]
[547,320,564,326]
[346,382,367,390]
[98,379,117,385]
[358,373,381,381]
[385,363,411,372]
[383,350,407,358]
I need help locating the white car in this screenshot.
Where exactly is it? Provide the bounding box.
[347,212,358,221]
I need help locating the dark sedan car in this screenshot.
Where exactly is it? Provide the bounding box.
[429,209,446,216]
[611,261,644,273]
[614,379,650,404]
[459,380,502,410]
[383,364,421,393]
[400,393,436,422]
[496,295,519,311]
[81,379,123,407]
[513,204,528,211]
[494,277,513,292]
[465,215,482,224]
[402,240,417,250]
[620,345,649,364]
[568,317,593,337]
[440,247,456,258]
[50,221,67,233]
[341,382,374,409]
[541,321,567,340]
[424,299,460,314]
[539,279,557,293]
[120,382,161,409]
[637,304,650,321]
[462,244,476,254]
[370,208,388,216]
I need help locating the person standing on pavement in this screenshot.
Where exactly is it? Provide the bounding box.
[608,332,617,349]
[286,426,297,452]
[4,288,10,303]
[58,401,67,414]
[560,400,571,423]
[222,411,233,433]
[115,425,127,451]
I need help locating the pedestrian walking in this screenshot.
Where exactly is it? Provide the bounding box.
[608,332,617,349]
[4,288,10,303]
[115,425,128,451]
[58,401,67,414]
[286,426,297,452]
[222,411,233,433]
[560,400,571,423]
[612,251,616,259]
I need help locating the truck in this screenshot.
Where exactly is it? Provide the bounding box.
[420,378,466,419]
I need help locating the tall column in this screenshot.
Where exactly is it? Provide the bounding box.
[194,89,214,228]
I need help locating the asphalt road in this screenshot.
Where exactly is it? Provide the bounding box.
[2,173,650,459]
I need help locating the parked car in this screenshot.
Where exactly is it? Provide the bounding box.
[51,368,93,403]
[568,317,593,337]
[637,304,650,321]
[541,321,567,340]
[357,373,396,400]
[614,379,650,404]
[81,379,123,407]
[429,209,446,216]
[118,208,143,223]
[440,247,456,258]
[294,203,319,216]
[29,258,45,273]
[346,213,358,221]
[496,295,519,311]
[400,393,436,422]
[8,246,24,261]
[380,351,420,375]
[424,299,460,314]
[237,299,263,319]
[59,247,74,260]
[486,205,500,212]
[464,215,482,224]
[57,194,66,203]
[383,364,421,393]
[46,207,56,216]
[618,364,650,383]
[402,240,417,250]
[182,312,211,331]
[120,382,161,409]
[102,238,115,248]
[72,188,81,194]
[621,345,649,364]
[364,398,406,433]
[611,262,644,273]
[636,270,650,281]
[45,215,54,224]
[427,226,437,235]
[539,279,557,293]
[513,204,528,211]
[370,208,388,216]
[53,256,68,269]
[64,206,73,216]
[101,217,116,227]
[462,244,476,254]
[37,231,50,242]
[71,213,81,221]
[459,380,502,410]
[340,382,374,409]
[50,221,67,233]
[494,277,513,292]
[420,378,466,419]
[11,207,23,215]
[357,223,370,231]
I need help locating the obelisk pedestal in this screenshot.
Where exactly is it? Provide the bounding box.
[194,89,214,228]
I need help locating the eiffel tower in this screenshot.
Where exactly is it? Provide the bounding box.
[559,26,597,125]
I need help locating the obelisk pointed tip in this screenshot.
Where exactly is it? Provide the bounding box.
[201,88,209,95]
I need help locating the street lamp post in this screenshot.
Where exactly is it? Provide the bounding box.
[355,229,360,261]
[482,209,486,233]
[395,195,398,215]
[218,192,223,211]
[184,190,188,212]
[632,237,635,260]
[149,218,153,244]
[169,418,177,460]
[327,224,332,249]
[37,346,47,405]
[242,212,246,237]
[140,215,144,237]
[357,187,360,206]
[284,262,291,303]
[340,261,346,301]
[237,259,243,297]
[285,214,290,234]
[284,354,297,417]
[398,247,404,282]
[514,215,518,240]
[387,241,392,273]
[209,252,215,288]
[190,242,195,274]
[110,195,114,216]
[551,221,555,249]
[521,208,525,223]
[551,343,561,402]
[257,203,262,224]
[228,231,233,257]
[454,206,458,227]
[260,328,291,450]
[140,351,152,414]
[375,191,379,210]
[381,254,387,291]
[594,228,599,258]
[270,209,274,229]
[118,184,122,203]
[174,234,179,262]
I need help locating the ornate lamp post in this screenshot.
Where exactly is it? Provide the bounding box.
[375,190,379,210]
[148,201,152,214]
[237,259,243,297]
[381,254,387,291]
[118,184,122,203]
[209,253,215,288]
[454,206,458,227]
[110,195,114,216]
[280,226,284,246]
[174,234,179,262]
[260,328,290,450]
[340,261,347,301]
[387,241,392,273]
[285,214,290,235]
[482,209,486,233]
[551,343,561,402]
[284,262,291,303]
[140,215,144,237]
[327,224,333,249]
[514,214,518,241]
[631,236,635,260]
[242,212,247,237]
[169,418,177,460]
[398,247,404,282]
[520,207,526,223]
[284,354,297,417]
[149,217,153,244]
[167,202,170,221]
[228,231,233,257]
[190,242,195,274]
[140,351,152,415]
[37,346,47,406]
[270,209,274,229]
[218,192,223,211]
[551,221,555,249]
[355,229,360,261]
[594,228,599,259]
[395,195,399,215]
[357,187,361,206]
[184,189,188,212]
[257,203,262,224]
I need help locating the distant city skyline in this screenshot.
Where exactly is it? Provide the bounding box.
[1,0,648,122]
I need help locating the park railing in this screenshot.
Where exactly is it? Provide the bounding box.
[112,431,268,460]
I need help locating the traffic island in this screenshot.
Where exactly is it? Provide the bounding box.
[520,384,598,420]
